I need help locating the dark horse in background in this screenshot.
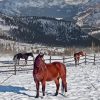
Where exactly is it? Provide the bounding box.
[74,51,85,66]
[13,52,33,65]
[33,54,67,98]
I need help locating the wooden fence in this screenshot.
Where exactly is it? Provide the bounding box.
[0,54,100,75]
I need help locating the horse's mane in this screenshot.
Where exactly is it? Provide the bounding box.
[34,54,44,68]
[34,54,40,68]
[26,52,32,54]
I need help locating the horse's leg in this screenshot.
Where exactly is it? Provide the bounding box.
[14,58,17,65]
[41,81,46,96]
[18,59,19,65]
[74,57,77,66]
[25,59,27,65]
[61,76,67,93]
[35,81,40,98]
[76,58,79,66]
[75,60,77,66]
[78,58,79,65]
[78,60,79,65]
[63,79,67,92]
[54,78,60,96]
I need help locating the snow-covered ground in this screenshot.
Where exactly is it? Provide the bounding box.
[0,54,100,100]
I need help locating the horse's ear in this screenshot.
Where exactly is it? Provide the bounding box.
[42,54,44,57]
[40,53,44,58]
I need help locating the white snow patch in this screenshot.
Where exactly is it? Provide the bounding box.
[0,53,100,100]
[55,18,63,20]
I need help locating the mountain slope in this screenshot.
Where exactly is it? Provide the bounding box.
[0,0,100,46]
[0,0,89,18]
[0,13,100,47]
[0,0,100,27]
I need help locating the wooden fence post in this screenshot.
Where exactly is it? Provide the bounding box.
[85,53,86,65]
[33,55,35,63]
[93,54,96,65]
[63,56,65,63]
[50,56,51,63]
[14,63,16,75]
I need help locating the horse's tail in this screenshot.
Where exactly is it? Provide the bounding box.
[60,63,67,93]
[61,80,64,93]
[13,55,17,61]
[13,55,15,60]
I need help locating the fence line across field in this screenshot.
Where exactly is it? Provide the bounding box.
[0,54,100,75]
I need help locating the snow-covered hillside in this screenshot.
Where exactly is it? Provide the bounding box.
[0,14,18,38]
[0,0,100,35]
[0,0,99,25]
[0,0,100,44]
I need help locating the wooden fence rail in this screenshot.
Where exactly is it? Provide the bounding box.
[0,54,100,75]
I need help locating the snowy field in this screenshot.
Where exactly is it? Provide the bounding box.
[0,54,100,100]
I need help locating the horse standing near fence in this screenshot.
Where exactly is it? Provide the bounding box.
[13,52,33,65]
[74,51,85,66]
[33,54,67,98]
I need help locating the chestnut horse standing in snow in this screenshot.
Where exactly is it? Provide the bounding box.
[33,54,67,98]
[74,51,85,66]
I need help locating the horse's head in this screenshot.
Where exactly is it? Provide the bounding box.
[29,53,33,57]
[34,53,45,69]
[79,51,85,56]
[13,54,17,61]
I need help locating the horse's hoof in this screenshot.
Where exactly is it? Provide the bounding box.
[63,92,68,97]
[35,95,39,98]
[41,95,46,99]
[54,93,58,96]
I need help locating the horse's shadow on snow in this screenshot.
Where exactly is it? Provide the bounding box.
[0,85,36,97]
[0,85,56,98]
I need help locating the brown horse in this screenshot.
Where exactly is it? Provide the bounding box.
[74,51,85,66]
[33,54,67,98]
